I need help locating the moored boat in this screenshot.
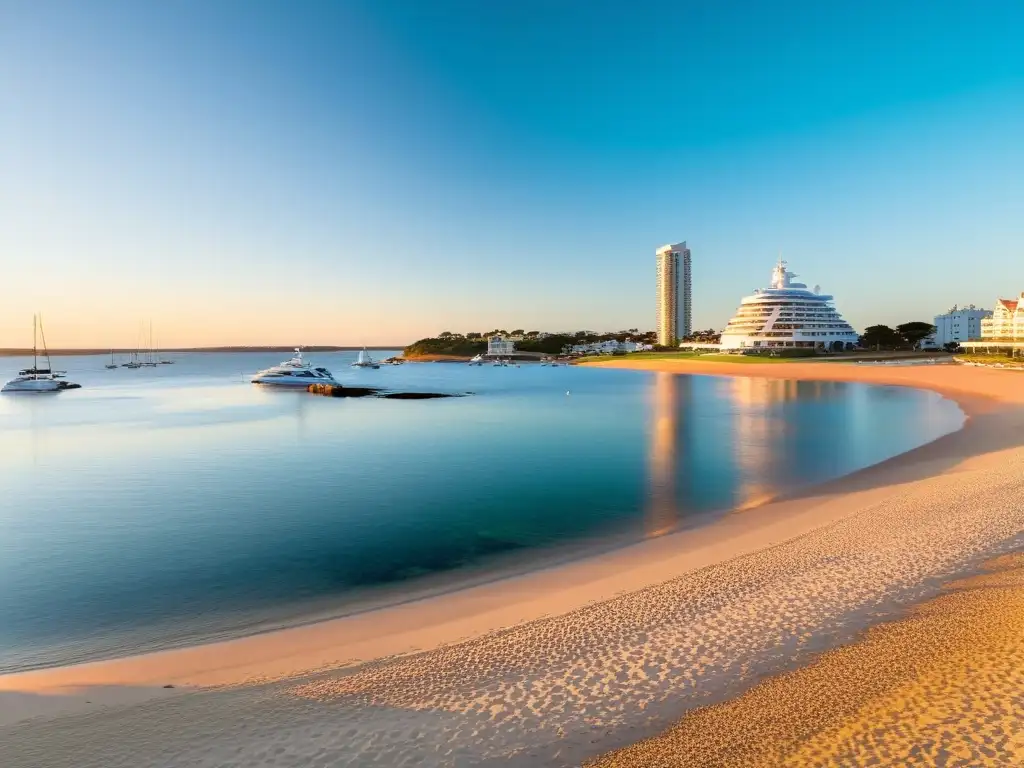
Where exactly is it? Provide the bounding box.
[252,349,339,387]
[351,348,380,369]
[2,316,81,393]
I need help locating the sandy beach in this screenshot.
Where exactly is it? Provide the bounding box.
[588,552,1024,767]
[2,360,1023,767]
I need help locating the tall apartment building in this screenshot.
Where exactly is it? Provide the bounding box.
[655,241,691,346]
[933,305,992,347]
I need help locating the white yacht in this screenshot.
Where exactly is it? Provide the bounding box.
[251,349,339,387]
[468,354,483,366]
[3,316,81,393]
[351,348,380,369]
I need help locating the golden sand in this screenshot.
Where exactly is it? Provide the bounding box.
[589,553,1024,768]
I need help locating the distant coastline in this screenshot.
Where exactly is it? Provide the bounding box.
[0,346,402,358]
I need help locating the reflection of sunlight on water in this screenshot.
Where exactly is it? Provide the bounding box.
[728,377,785,512]
[151,384,262,413]
[645,373,678,537]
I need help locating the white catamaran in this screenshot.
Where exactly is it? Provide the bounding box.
[2,316,81,393]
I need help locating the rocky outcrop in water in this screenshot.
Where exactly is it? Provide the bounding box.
[307,384,467,399]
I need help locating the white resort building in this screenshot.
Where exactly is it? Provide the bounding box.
[962,292,1024,354]
[719,260,858,351]
[979,294,1024,342]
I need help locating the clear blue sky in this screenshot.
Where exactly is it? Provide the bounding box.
[1,0,1022,346]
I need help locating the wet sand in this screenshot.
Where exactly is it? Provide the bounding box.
[1,361,1022,766]
[588,553,1024,767]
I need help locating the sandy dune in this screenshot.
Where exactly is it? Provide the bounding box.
[1,361,1022,766]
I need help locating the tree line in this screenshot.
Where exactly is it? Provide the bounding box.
[860,321,945,350]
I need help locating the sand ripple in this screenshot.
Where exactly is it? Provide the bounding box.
[589,553,1024,767]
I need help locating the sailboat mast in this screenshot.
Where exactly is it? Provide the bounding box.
[38,315,53,373]
[33,315,38,371]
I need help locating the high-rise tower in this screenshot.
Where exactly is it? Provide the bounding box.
[655,241,691,345]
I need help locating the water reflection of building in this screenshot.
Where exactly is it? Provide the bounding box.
[726,377,793,511]
[645,372,679,537]
[727,377,857,510]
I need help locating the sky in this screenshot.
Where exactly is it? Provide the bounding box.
[1,0,1022,347]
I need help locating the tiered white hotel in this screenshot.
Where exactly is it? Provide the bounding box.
[719,260,858,351]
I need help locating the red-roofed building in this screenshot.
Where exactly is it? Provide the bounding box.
[980,292,1024,341]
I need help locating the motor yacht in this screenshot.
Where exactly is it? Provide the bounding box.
[351,348,380,369]
[251,349,339,387]
[3,316,81,393]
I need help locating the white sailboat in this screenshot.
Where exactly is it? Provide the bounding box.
[122,323,143,368]
[141,322,158,366]
[2,315,81,393]
[468,354,483,366]
[105,349,118,369]
[351,348,380,369]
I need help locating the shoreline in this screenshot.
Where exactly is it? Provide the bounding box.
[0,373,967,678]
[2,365,1021,703]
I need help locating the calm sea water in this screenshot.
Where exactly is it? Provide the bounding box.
[0,351,964,672]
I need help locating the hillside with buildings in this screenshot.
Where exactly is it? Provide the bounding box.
[403,330,659,360]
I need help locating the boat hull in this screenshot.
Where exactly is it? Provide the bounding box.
[2,379,64,393]
[251,375,340,387]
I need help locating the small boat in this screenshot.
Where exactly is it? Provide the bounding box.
[3,315,81,393]
[105,349,118,369]
[351,348,380,369]
[468,354,483,366]
[252,348,339,387]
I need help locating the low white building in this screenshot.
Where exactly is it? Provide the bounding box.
[933,305,991,347]
[568,339,648,355]
[487,335,516,356]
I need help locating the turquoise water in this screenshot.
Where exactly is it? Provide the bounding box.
[0,352,963,672]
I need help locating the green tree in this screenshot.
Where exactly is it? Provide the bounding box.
[510,329,525,336]
[896,321,937,348]
[860,325,903,349]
